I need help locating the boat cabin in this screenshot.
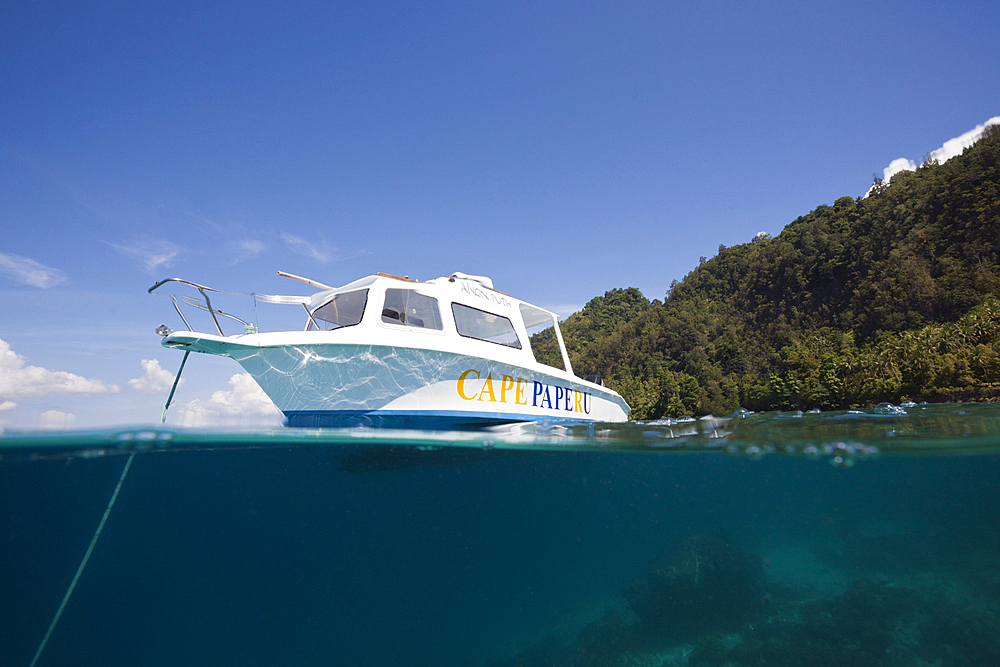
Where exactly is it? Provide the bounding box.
[301,272,576,377]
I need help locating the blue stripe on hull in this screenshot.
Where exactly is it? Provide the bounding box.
[284,410,598,430]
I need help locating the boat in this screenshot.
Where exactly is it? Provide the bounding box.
[149,271,631,428]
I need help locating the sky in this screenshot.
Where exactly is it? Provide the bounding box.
[2,1,999,430]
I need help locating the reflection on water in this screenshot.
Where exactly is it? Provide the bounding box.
[4,402,1000,462]
[1,404,999,666]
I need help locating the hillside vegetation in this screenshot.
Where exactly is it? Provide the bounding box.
[534,126,1000,418]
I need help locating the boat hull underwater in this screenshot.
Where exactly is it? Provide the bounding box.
[154,272,631,428]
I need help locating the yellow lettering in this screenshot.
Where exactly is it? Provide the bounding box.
[457,369,480,400]
[500,375,515,403]
[515,378,527,405]
[574,390,583,413]
[477,372,497,402]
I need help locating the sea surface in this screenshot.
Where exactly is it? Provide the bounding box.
[2,403,999,667]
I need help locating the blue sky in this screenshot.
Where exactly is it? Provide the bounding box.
[2,1,998,429]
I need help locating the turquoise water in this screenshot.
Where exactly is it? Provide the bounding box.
[2,403,999,666]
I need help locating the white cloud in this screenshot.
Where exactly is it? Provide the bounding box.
[0,400,16,411]
[873,116,1000,191]
[282,233,336,262]
[40,409,77,430]
[128,358,181,395]
[0,252,67,288]
[0,338,120,400]
[880,157,919,183]
[175,373,284,427]
[228,238,267,265]
[927,116,1000,163]
[108,237,182,274]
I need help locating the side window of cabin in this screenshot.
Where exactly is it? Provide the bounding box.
[381,289,444,330]
[520,303,565,370]
[309,289,369,331]
[452,303,521,349]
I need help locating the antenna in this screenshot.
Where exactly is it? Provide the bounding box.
[276,271,334,290]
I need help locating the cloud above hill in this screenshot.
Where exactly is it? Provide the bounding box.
[877,116,1000,185]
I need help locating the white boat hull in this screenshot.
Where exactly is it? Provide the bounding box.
[165,332,629,427]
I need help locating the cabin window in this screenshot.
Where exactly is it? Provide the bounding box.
[309,289,369,330]
[452,303,521,349]
[520,303,565,370]
[381,289,443,330]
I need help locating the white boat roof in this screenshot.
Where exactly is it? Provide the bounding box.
[305,272,558,328]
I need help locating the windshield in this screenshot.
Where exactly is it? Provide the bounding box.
[309,289,369,330]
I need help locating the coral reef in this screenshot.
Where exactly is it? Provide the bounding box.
[622,536,766,641]
[488,535,1000,667]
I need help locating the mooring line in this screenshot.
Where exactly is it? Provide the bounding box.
[29,452,136,667]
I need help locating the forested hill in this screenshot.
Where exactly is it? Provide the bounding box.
[533,124,1000,418]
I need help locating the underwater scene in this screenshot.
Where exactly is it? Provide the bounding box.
[2,403,1000,666]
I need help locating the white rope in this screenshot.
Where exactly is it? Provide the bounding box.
[29,452,136,667]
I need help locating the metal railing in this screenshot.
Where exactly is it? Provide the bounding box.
[149,277,314,336]
[148,278,252,336]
